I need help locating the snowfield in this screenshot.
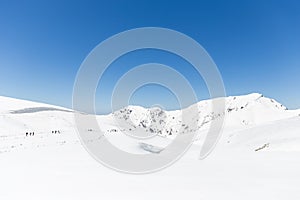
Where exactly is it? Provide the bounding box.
[1,93,300,200]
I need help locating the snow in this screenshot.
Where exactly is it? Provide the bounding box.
[1,93,300,199]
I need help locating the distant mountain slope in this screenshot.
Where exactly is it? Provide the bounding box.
[110,93,299,137]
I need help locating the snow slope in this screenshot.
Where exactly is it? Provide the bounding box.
[0,94,300,200]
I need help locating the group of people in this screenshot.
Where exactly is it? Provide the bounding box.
[52,130,61,134]
[25,132,35,136]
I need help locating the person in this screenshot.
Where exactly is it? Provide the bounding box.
[26,132,28,137]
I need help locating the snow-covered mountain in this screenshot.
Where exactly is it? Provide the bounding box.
[110,93,297,135]
[0,93,299,154]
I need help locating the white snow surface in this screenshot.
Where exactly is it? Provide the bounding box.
[1,93,300,200]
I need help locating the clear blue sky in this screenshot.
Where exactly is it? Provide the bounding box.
[0,0,299,113]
